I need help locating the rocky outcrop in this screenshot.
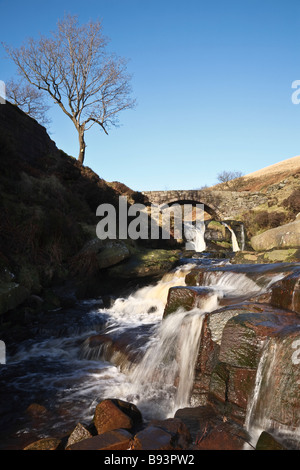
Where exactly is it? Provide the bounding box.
[107,248,180,279]
[232,249,300,264]
[251,220,300,251]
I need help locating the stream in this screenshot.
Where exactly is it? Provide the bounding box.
[0,250,300,449]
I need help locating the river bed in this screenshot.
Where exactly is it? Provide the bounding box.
[0,254,299,450]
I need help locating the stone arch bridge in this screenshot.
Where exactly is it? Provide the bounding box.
[142,189,268,220]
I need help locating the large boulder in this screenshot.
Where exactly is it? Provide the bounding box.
[207,309,300,424]
[75,238,131,271]
[251,220,300,251]
[107,249,180,279]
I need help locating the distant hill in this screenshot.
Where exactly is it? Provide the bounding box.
[212,155,300,193]
[241,155,300,191]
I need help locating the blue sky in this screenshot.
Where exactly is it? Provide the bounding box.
[1,0,300,191]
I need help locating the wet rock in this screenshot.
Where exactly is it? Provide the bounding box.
[208,309,300,424]
[175,404,249,449]
[26,403,48,418]
[148,418,192,449]
[271,270,300,314]
[93,399,142,435]
[66,423,92,449]
[175,405,217,441]
[191,304,263,406]
[81,325,153,370]
[67,429,132,450]
[23,437,61,450]
[255,431,286,450]
[193,419,249,450]
[251,330,300,430]
[163,286,217,318]
[131,426,176,450]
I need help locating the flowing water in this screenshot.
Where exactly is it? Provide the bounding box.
[0,255,298,449]
[184,221,206,252]
[222,222,240,252]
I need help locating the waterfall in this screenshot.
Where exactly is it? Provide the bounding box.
[123,308,206,418]
[102,263,195,327]
[244,336,300,449]
[222,222,240,252]
[244,339,276,447]
[240,223,245,251]
[184,221,206,252]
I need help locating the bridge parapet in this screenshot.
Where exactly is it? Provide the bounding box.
[142,189,268,220]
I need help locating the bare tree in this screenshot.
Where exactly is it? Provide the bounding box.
[4,14,136,164]
[6,78,51,127]
[217,170,244,189]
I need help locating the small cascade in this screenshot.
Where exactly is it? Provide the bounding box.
[244,339,277,447]
[245,335,300,449]
[222,222,240,252]
[101,263,195,327]
[240,223,246,251]
[202,270,262,298]
[123,308,206,417]
[184,221,206,252]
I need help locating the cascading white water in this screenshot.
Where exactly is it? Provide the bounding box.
[244,339,276,448]
[118,308,206,418]
[244,335,300,449]
[104,263,196,327]
[222,222,240,252]
[184,221,206,252]
[240,223,245,251]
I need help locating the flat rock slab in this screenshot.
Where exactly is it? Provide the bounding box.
[67,429,132,450]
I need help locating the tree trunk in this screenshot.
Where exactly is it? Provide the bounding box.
[78,128,86,164]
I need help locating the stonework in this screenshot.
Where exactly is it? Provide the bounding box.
[142,190,268,220]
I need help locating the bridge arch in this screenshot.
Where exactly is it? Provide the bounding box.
[158,198,221,219]
[142,190,222,220]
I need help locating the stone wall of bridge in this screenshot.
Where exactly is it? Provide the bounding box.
[142,189,268,220]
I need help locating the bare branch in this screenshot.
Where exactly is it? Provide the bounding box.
[3,14,136,163]
[6,78,51,127]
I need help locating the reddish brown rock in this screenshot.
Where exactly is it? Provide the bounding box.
[175,404,249,449]
[271,271,300,314]
[23,438,61,450]
[193,420,249,450]
[93,399,142,435]
[163,286,216,317]
[67,429,132,450]
[25,403,48,418]
[82,325,152,371]
[131,426,176,450]
[148,418,192,449]
[208,308,300,424]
